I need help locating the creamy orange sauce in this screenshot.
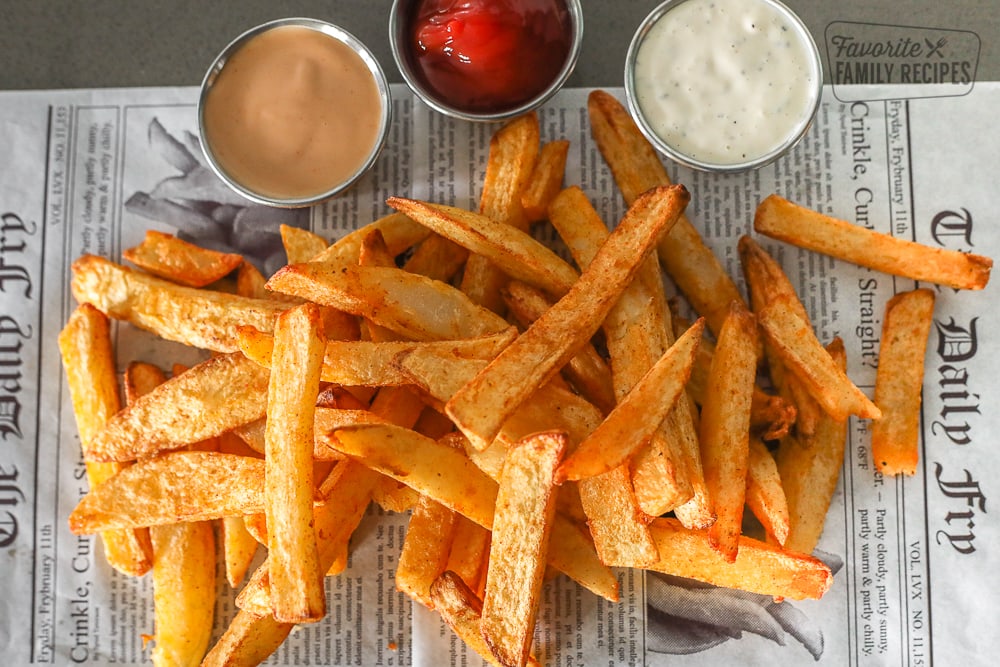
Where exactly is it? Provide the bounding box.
[203,25,383,200]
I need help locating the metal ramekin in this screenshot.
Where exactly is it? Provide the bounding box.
[198,18,392,208]
[624,0,823,173]
[388,0,583,122]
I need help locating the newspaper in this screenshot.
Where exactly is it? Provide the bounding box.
[1,82,997,666]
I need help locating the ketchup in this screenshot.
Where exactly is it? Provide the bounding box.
[410,0,572,113]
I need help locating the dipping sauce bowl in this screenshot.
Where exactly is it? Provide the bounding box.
[389,0,583,122]
[199,18,392,207]
[625,0,822,172]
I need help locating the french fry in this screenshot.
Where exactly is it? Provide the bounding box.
[522,139,570,223]
[587,90,745,337]
[123,229,243,288]
[461,113,539,311]
[778,340,850,554]
[481,432,564,667]
[647,518,833,600]
[403,233,469,283]
[69,452,266,532]
[757,298,882,421]
[397,495,458,607]
[577,466,659,568]
[221,515,259,588]
[558,319,704,481]
[447,184,689,450]
[746,438,790,546]
[387,197,579,298]
[445,515,492,595]
[72,254,288,352]
[755,194,992,290]
[309,211,431,270]
[431,571,543,667]
[701,303,759,562]
[501,280,616,415]
[264,303,326,623]
[872,288,935,475]
[87,352,270,462]
[236,260,270,299]
[267,263,509,341]
[200,609,294,667]
[149,521,216,667]
[58,305,153,576]
[280,224,328,263]
[738,235,823,436]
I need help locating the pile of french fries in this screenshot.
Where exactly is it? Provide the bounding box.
[60,90,991,667]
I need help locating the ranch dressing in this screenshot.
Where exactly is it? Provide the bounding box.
[631,0,820,167]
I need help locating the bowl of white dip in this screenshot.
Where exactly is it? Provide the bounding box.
[625,0,822,172]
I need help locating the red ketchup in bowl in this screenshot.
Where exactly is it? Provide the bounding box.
[410,0,572,113]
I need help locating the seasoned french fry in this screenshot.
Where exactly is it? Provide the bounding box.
[446,515,492,595]
[87,352,270,462]
[221,515,259,589]
[267,263,509,341]
[69,452,266,532]
[448,184,689,450]
[432,571,543,667]
[481,432,564,667]
[123,230,243,288]
[522,139,570,223]
[403,233,469,283]
[577,466,659,568]
[387,197,579,298]
[755,194,992,290]
[58,305,153,576]
[397,495,459,607]
[236,260,270,299]
[559,319,704,481]
[746,438,790,546]
[72,255,287,352]
[872,289,935,475]
[280,224,328,263]
[647,518,833,600]
[309,212,431,270]
[776,337,849,555]
[701,303,759,562]
[201,609,294,667]
[461,113,539,311]
[758,298,882,421]
[587,90,745,337]
[264,303,326,623]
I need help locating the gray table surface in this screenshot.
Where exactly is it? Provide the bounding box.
[1,0,997,90]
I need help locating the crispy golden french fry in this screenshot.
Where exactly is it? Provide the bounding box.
[578,466,659,568]
[461,113,540,311]
[387,197,579,298]
[778,339,850,554]
[872,288,935,475]
[221,515,259,589]
[446,515,492,594]
[201,609,294,667]
[431,571,543,667]
[267,263,509,341]
[397,495,459,607]
[522,139,570,223]
[647,518,833,600]
[123,229,242,288]
[482,432,564,667]
[587,90,745,337]
[403,233,469,283]
[501,280,617,415]
[559,319,704,481]
[738,235,823,436]
[758,298,882,421]
[69,452,266,532]
[238,324,516,387]
[746,438,790,546]
[264,303,326,623]
[547,515,619,602]
[280,224,328,263]
[755,194,992,290]
[150,520,216,667]
[701,303,759,562]
[325,424,499,528]
[448,184,689,450]
[309,212,431,270]
[236,261,270,299]
[72,255,287,352]
[88,352,270,462]
[58,305,153,576]
[549,185,698,516]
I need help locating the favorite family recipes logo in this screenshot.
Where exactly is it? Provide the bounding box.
[826,22,980,101]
